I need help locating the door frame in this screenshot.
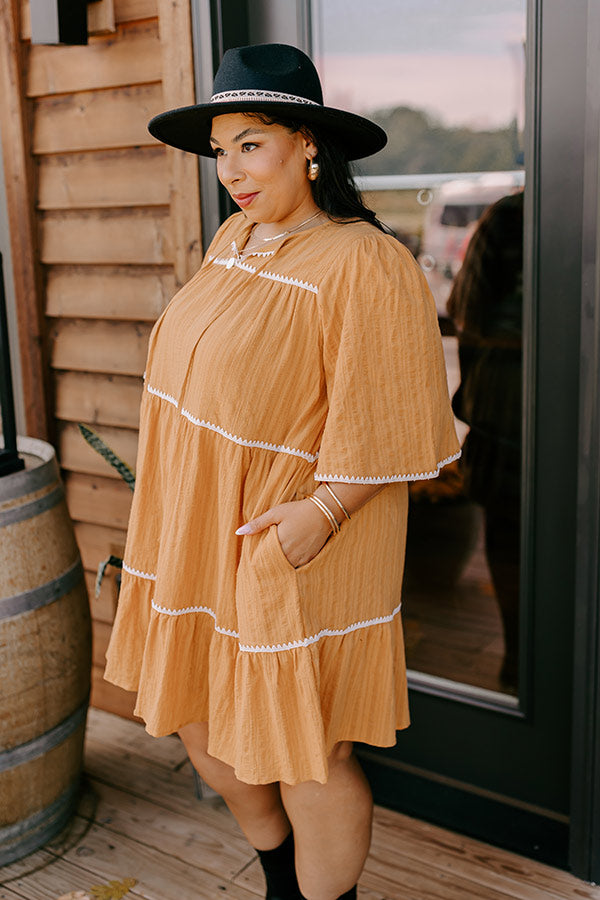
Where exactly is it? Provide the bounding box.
[570,0,600,882]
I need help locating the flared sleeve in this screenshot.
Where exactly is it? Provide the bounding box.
[314,231,460,484]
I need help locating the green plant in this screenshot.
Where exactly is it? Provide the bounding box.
[78,423,136,596]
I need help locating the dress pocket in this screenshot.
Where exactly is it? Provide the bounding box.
[267,522,339,575]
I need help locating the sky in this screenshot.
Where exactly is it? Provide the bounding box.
[311,0,526,128]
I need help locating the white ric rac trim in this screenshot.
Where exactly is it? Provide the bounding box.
[314,451,462,484]
[212,256,319,293]
[239,602,402,653]
[180,407,319,463]
[152,600,240,638]
[213,256,258,274]
[150,599,401,652]
[123,562,156,581]
[258,270,319,294]
[147,383,178,408]
[144,381,318,462]
[211,89,319,106]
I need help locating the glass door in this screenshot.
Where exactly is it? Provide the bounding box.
[313,0,526,703]
[307,0,580,863]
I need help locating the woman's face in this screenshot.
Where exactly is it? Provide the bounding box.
[210,113,318,229]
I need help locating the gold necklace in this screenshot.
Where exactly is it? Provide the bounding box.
[256,210,323,242]
[225,211,324,269]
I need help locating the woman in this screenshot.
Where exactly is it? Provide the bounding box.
[104,43,460,900]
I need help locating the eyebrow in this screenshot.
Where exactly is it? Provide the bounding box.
[209,127,266,146]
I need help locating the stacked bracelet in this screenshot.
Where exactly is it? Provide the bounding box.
[322,482,351,521]
[307,494,341,534]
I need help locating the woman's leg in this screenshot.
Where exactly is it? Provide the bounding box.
[179,726,373,900]
[279,742,374,900]
[178,722,291,850]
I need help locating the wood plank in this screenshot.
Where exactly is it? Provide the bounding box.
[57,420,139,479]
[93,619,114,667]
[0,850,56,889]
[85,568,119,625]
[75,521,128,571]
[0,0,49,438]
[27,21,161,97]
[46,265,175,320]
[84,736,210,819]
[33,83,164,154]
[65,471,133,528]
[368,806,600,900]
[3,853,147,900]
[38,147,169,209]
[91,663,140,720]
[86,708,187,769]
[50,319,151,376]
[57,818,259,899]
[86,780,262,890]
[114,0,158,23]
[40,208,172,265]
[54,370,142,429]
[88,0,117,35]
[157,0,202,286]
[21,0,158,38]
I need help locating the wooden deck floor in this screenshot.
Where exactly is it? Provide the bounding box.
[1,709,599,900]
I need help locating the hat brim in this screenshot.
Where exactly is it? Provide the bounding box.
[147,102,387,161]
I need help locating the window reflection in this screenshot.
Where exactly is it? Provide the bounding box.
[312,0,526,695]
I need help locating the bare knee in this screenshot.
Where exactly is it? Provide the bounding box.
[327,740,353,765]
[177,721,231,794]
[178,721,210,758]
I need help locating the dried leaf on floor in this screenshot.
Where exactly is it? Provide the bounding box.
[89,879,138,900]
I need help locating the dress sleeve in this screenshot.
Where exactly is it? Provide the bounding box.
[315,232,460,484]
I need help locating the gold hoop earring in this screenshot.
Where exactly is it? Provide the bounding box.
[307,158,320,181]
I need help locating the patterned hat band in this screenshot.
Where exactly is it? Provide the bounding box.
[148,44,387,160]
[210,89,320,107]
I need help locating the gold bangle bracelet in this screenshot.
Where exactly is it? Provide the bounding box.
[322,482,351,520]
[307,494,340,534]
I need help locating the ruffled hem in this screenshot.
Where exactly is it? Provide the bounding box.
[104,586,409,785]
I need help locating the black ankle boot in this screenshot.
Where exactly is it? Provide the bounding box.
[254,829,305,900]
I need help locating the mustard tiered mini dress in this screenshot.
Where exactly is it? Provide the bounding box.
[104,214,460,785]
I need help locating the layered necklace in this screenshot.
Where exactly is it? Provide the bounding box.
[225,211,324,269]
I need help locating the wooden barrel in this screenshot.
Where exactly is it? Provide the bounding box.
[0,436,91,865]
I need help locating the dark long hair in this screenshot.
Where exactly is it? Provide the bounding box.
[249,112,388,233]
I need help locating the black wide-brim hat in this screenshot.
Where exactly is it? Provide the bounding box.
[148,43,387,161]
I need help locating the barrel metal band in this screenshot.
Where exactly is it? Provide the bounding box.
[0,482,63,527]
[0,558,84,620]
[0,455,59,504]
[0,698,88,773]
[0,779,80,866]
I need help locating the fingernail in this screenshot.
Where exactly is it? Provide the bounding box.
[235,524,252,535]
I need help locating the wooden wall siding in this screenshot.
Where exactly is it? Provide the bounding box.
[40,208,173,264]
[27,22,161,96]
[157,0,202,286]
[38,147,170,209]
[50,319,152,374]
[55,372,143,428]
[58,421,139,479]
[33,83,164,153]
[19,0,159,39]
[65,472,133,530]
[1,0,201,718]
[46,266,175,319]
[0,0,49,437]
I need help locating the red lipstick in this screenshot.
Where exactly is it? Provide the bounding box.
[233,192,259,209]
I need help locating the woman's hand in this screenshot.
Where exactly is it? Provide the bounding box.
[236,499,333,568]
